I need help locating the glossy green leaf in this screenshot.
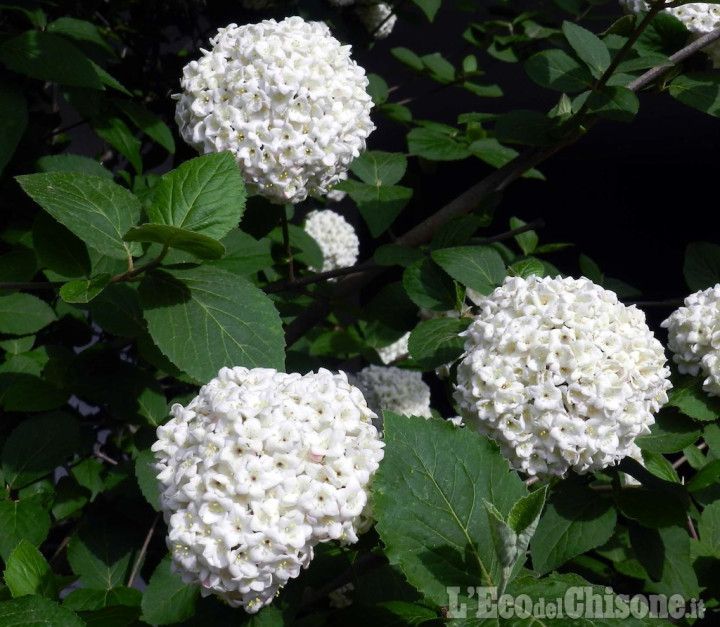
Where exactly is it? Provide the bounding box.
[0,293,56,335]
[1,412,79,490]
[374,413,527,611]
[60,274,111,304]
[407,127,470,161]
[141,555,199,625]
[0,30,103,88]
[431,245,506,295]
[35,154,113,179]
[112,99,175,153]
[641,450,680,483]
[46,17,116,59]
[139,265,284,382]
[508,257,545,279]
[0,81,27,176]
[402,258,458,311]
[4,540,57,599]
[408,317,471,370]
[562,21,610,78]
[147,152,246,240]
[635,409,702,453]
[0,596,84,627]
[684,241,720,291]
[0,500,51,561]
[92,115,143,173]
[530,480,616,574]
[687,459,720,493]
[670,72,720,117]
[124,224,225,260]
[349,150,407,187]
[524,49,593,92]
[668,373,720,421]
[16,172,142,260]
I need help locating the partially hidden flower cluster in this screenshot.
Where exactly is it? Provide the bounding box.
[303,209,359,274]
[327,0,398,39]
[152,367,384,613]
[453,275,671,478]
[620,1,720,66]
[353,364,432,419]
[662,284,720,396]
[174,16,375,204]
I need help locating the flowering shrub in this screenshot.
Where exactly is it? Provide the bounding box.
[3,1,720,625]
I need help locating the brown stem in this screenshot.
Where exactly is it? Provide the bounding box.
[128,513,160,587]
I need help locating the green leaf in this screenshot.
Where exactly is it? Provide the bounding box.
[349,151,407,187]
[51,476,89,521]
[0,596,84,626]
[32,211,92,279]
[88,283,145,337]
[4,540,57,599]
[335,180,413,237]
[135,449,161,512]
[524,49,593,92]
[374,244,424,268]
[421,52,455,82]
[508,257,545,279]
[408,318,471,370]
[431,246,506,296]
[0,293,56,335]
[46,17,116,60]
[509,217,538,255]
[468,138,520,169]
[366,73,389,105]
[562,21,610,78]
[391,47,424,71]
[410,0,441,21]
[530,480,616,574]
[699,500,720,557]
[0,30,104,88]
[210,230,273,276]
[112,99,175,153]
[1,412,79,490]
[147,152,246,240]
[407,127,470,161]
[495,110,553,147]
[35,154,113,179]
[641,450,680,483]
[67,523,138,589]
[684,241,720,291]
[141,555,199,625]
[670,72,720,117]
[0,80,27,176]
[668,373,720,421]
[635,409,702,453]
[402,258,458,311]
[62,586,141,612]
[574,86,639,122]
[616,489,686,527]
[60,274,111,304]
[688,459,720,493]
[0,501,51,562]
[92,115,143,173]
[139,265,285,382]
[124,224,225,260]
[374,413,527,610]
[634,11,689,57]
[16,172,142,260]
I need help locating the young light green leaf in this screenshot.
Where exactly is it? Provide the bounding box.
[59,274,111,304]
[0,596,84,627]
[0,293,56,335]
[684,241,720,291]
[124,224,225,260]
[530,480,616,574]
[0,500,51,561]
[4,540,57,599]
[0,30,104,88]
[431,245,506,295]
[139,265,285,382]
[562,21,610,78]
[92,115,143,173]
[670,72,720,117]
[112,99,175,153]
[16,172,142,260]
[0,80,28,176]
[1,412,80,490]
[141,555,199,625]
[147,152,246,240]
[374,413,527,611]
[349,150,407,187]
[408,317,471,370]
[524,49,593,92]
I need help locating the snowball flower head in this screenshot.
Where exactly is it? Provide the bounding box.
[174,16,375,204]
[304,209,359,273]
[661,284,720,396]
[376,331,410,365]
[453,275,671,478]
[355,2,398,39]
[152,367,384,613]
[620,1,720,66]
[355,364,432,418]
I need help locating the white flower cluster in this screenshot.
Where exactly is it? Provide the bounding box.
[304,209,359,274]
[620,1,720,66]
[354,364,432,418]
[453,276,671,478]
[174,16,375,204]
[376,331,410,364]
[152,367,384,613]
[327,0,398,39]
[662,284,720,396]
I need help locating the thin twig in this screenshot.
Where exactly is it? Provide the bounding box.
[95,449,119,466]
[128,513,160,587]
[281,211,295,283]
[687,515,699,541]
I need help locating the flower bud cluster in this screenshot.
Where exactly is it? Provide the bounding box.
[662,284,720,396]
[152,367,384,613]
[303,209,359,274]
[620,1,720,66]
[453,276,671,477]
[354,364,432,418]
[174,16,375,204]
